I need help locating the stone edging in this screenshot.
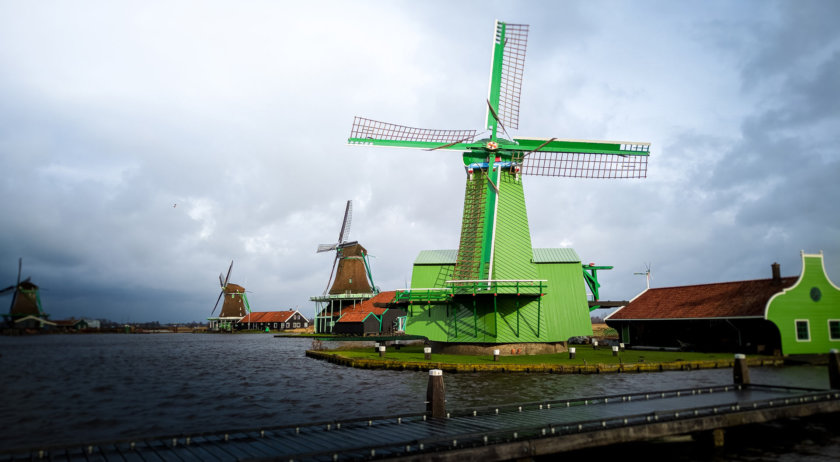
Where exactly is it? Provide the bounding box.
[305,350,784,374]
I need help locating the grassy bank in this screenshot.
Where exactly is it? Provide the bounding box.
[306,344,783,374]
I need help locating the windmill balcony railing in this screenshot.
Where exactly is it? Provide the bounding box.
[396,280,547,303]
[447,279,547,296]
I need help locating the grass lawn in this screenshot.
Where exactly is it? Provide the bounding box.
[325,344,763,366]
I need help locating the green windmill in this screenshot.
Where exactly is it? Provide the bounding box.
[348,21,650,351]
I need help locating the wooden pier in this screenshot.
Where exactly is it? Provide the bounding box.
[4,354,840,461]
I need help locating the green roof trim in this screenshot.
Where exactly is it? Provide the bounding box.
[532,248,581,263]
[414,249,459,265]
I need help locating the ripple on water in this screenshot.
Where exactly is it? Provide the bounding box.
[0,333,834,456]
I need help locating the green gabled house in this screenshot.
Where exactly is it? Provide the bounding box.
[403,248,593,351]
[766,251,840,355]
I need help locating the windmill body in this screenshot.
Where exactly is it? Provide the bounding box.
[208,261,251,331]
[1,259,48,327]
[349,21,649,348]
[310,200,379,333]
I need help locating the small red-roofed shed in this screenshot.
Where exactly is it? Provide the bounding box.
[333,291,405,336]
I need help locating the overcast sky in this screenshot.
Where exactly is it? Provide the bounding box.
[1,0,838,323]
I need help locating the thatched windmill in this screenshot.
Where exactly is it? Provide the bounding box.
[1,258,47,325]
[317,200,377,296]
[208,260,251,331]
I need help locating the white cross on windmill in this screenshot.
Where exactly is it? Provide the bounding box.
[634,263,652,290]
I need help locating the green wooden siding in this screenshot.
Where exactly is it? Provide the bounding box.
[535,261,593,340]
[766,253,840,355]
[491,171,537,285]
[405,248,593,343]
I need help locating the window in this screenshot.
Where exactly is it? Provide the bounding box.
[293,322,300,328]
[829,320,840,341]
[795,320,810,341]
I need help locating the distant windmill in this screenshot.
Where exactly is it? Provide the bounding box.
[634,263,652,290]
[0,258,47,322]
[209,260,251,330]
[317,200,376,295]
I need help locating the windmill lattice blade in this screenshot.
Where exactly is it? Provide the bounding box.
[0,285,15,295]
[323,254,339,295]
[17,258,22,286]
[497,23,528,130]
[219,273,224,287]
[224,260,233,287]
[317,243,338,253]
[338,200,352,244]
[211,290,224,316]
[349,117,476,144]
[521,151,648,179]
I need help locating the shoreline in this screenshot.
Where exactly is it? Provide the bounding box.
[305,349,785,374]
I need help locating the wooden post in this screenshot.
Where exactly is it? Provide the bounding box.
[592,339,599,350]
[493,349,500,362]
[612,346,619,357]
[378,346,386,358]
[424,347,432,360]
[619,342,625,352]
[733,353,750,385]
[426,369,445,419]
[374,342,380,353]
[569,347,576,359]
[829,349,840,389]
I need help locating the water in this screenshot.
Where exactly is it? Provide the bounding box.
[1,334,838,459]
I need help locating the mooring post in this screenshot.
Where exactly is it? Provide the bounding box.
[493,349,500,362]
[426,369,445,419]
[612,345,619,357]
[829,349,840,389]
[378,346,386,358]
[619,342,625,352]
[592,339,599,350]
[424,346,432,360]
[374,342,380,353]
[733,353,750,385]
[569,347,576,359]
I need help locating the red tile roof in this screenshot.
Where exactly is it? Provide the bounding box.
[239,310,299,323]
[336,291,395,323]
[607,277,798,320]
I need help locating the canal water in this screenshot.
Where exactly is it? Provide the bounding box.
[1,333,838,459]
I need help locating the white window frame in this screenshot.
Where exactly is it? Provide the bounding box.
[828,319,840,341]
[795,319,811,342]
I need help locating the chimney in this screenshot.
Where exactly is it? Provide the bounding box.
[771,262,781,284]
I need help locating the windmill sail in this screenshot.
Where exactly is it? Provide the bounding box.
[487,21,529,133]
[348,117,476,149]
[516,138,649,178]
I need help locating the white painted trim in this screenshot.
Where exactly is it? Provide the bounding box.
[604,315,765,322]
[795,318,811,342]
[828,319,840,342]
[604,288,649,321]
[487,166,500,283]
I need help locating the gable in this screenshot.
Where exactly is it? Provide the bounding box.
[766,252,840,354]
